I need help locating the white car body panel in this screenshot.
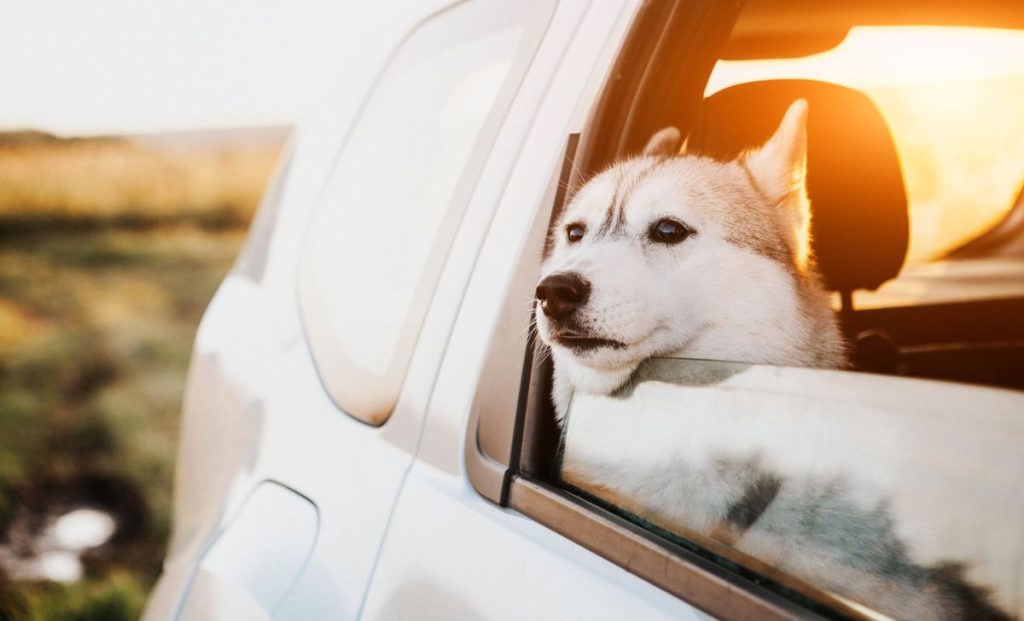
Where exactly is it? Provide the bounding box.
[360,463,709,621]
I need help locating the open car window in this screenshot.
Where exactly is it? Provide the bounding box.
[470,3,1024,621]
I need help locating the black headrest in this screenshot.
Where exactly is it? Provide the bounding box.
[687,79,908,292]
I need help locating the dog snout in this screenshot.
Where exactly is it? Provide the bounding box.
[536,272,591,320]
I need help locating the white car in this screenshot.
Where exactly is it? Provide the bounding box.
[144,1,1024,619]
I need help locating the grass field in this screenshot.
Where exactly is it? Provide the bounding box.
[0,131,278,228]
[0,132,281,620]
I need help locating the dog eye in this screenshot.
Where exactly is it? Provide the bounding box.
[649,218,692,244]
[566,223,586,243]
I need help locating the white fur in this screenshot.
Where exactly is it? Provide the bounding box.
[538,101,843,416]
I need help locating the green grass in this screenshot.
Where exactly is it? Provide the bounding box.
[0,225,250,620]
[2,571,148,621]
[0,131,277,618]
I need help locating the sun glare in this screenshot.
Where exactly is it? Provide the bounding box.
[710,27,1024,261]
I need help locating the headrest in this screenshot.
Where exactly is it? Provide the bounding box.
[687,79,909,292]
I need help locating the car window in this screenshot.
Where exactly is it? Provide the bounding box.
[235,140,293,283]
[491,5,1024,621]
[299,0,555,425]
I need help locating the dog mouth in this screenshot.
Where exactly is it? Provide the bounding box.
[551,332,626,352]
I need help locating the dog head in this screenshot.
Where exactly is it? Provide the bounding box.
[536,101,816,402]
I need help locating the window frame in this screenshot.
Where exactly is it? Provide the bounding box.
[468,2,1024,618]
[297,0,558,426]
[467,1,870,619]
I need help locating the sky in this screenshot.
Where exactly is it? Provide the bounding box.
[8,5,1024,139]
[0,1,379,136]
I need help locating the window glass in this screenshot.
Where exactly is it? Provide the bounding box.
[300,0,554,424]
[235,143,292,283]
[560,357,1024,621]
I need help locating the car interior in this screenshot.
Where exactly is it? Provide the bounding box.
[690,77,1024,388]
[578,1,1024,392]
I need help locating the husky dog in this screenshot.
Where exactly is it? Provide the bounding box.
[535,101,845,416]
[533,103,1014,620]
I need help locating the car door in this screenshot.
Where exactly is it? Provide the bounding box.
[265,0,585,619]
[356,2,717,620]
[365,1,1024,621]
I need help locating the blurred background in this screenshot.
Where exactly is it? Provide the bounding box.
[0,2,358,618]
[4,2,1024,618]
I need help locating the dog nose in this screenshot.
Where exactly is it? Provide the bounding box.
[536,272,591,319]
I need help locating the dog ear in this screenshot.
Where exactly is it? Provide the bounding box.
[642,127,682,157]
[745,100,812,265]
[744,100,808,200]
